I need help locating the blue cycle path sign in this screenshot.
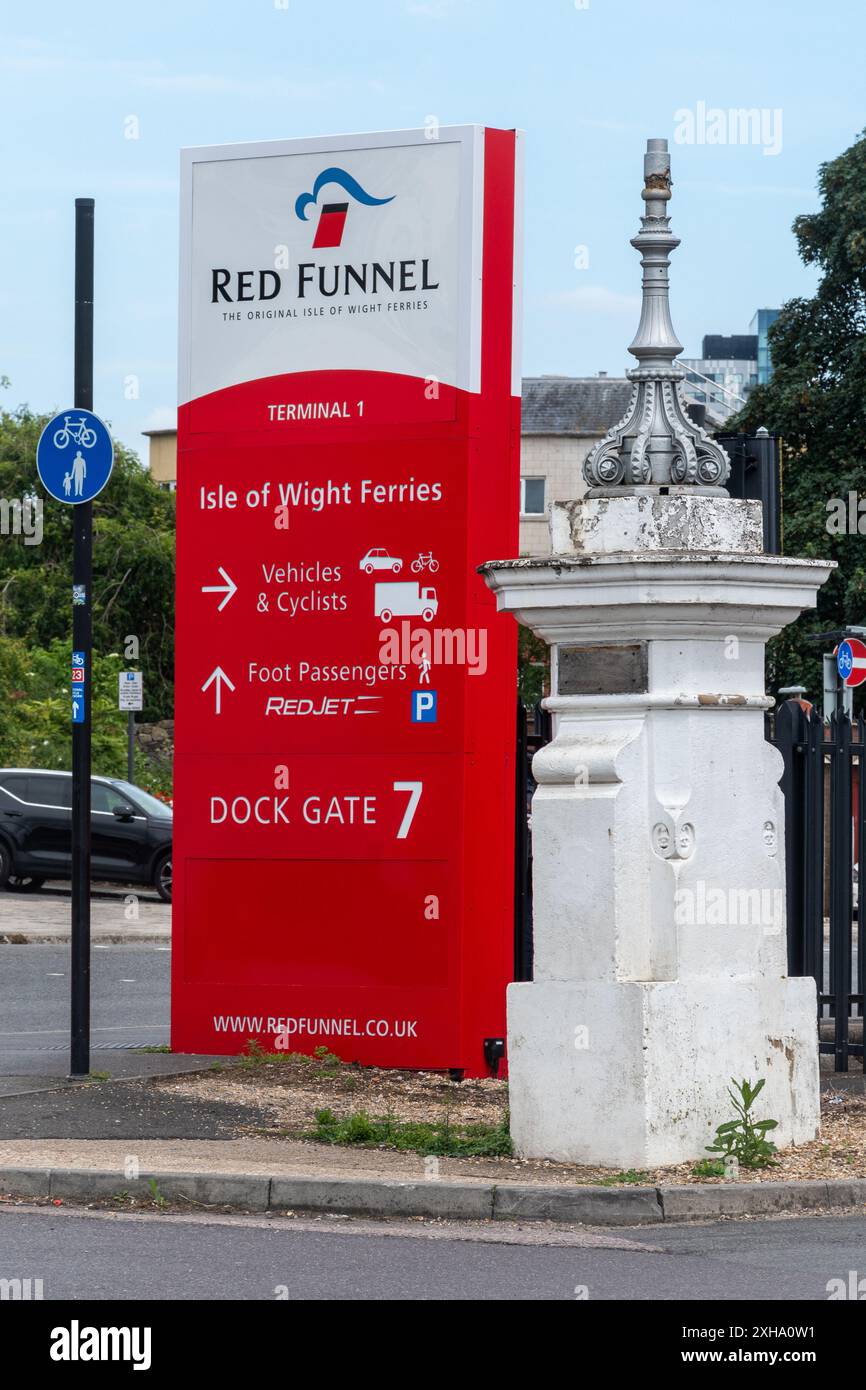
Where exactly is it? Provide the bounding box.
[36,409,114,505]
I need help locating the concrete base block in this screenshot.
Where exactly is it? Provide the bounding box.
[507,975,820,1168]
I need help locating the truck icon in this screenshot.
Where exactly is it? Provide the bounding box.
[374,582,438,624]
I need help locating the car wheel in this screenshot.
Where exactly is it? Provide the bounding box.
[379,608,392,624]
[154,853,172,904]
[364,564,374,574]
[6,875,45,893]
[0,843,11,889]
[422,608,434,622]
[392,562,401,573]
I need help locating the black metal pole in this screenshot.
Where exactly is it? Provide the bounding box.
[128,710,135,782]
[70,198,94,1079]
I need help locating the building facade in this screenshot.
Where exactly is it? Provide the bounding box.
[518,376,635,556]
[751,308,780,385]
[142,374,719,559]
[680,310,780,422]
[142,429,178,491]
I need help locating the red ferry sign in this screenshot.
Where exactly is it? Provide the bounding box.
[173,127,523,1076]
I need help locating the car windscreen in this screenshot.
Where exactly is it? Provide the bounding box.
[113,782,172,819]
[92,782,137,815]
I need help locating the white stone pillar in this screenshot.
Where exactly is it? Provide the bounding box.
[483,494,833,1167]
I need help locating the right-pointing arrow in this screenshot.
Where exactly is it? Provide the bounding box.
[201,566,237,612]
[201,665,236,715]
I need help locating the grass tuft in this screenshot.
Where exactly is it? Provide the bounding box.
[307,1107,513,1158]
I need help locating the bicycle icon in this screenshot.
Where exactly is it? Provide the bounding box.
[53,416,98,450]
[411,551,440,574]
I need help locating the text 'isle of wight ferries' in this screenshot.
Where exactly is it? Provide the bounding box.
[199,478,444,512]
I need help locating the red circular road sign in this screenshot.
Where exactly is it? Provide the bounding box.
[837,637,866,687]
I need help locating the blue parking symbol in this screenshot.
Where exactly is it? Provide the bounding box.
[412,690,438,723]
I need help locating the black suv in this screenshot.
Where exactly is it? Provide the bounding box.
[0,770,172,902]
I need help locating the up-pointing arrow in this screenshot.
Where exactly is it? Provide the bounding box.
[201,566,238,612]
[201,665,236,714]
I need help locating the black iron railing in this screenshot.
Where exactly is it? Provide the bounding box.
[514,700,551,982]
[768,702,865,1071]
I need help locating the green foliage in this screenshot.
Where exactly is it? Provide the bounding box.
[691,1159,726,1178]
[239,1040,347,1070]
[518,623,549,707]
[239,1039,279,1066]
[312,1044,343,1073]
[706,1077,779,1169]
[308,1107,514,1157]
[0,633,136,776]
[599,1169,651,1186]
[147,1177,168,1207]
[731,130,866,698]
[0,404,175,721]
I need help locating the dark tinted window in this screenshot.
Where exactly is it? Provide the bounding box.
[0,775,30,802]
[29,776,71,809]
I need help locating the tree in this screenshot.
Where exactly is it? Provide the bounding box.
[0,405,175,721]
[518,624,549,706]
[0,634,131,775]
[731,130,866,698]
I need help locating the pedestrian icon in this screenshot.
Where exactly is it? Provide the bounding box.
[71,452,87,497]
[37,409,113,505]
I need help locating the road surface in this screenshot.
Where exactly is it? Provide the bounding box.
[0,1204,863,1300]
[0,944,168,1073]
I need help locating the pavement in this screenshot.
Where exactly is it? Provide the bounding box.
[1,891,865,1240]
[0,881,170,943]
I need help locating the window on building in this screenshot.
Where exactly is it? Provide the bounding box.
[521,478,546,515]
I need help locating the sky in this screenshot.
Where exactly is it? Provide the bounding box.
[1,0,864,458]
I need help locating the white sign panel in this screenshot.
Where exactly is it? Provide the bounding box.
[178,127,484,406]
[118,671,143,711]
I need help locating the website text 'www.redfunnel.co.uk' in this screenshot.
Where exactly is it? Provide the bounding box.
[212,1016,419,1041]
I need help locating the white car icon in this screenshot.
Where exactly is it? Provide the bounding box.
[360,548,402,575]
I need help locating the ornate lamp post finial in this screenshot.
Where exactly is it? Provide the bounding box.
[583,138,730,492]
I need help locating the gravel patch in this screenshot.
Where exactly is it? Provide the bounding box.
[151,1059,866,1186]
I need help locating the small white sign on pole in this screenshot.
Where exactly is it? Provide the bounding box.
[118,671,143,711]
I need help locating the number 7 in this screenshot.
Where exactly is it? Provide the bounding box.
[393,781,423,839]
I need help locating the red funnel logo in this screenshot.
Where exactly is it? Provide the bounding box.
[296,168,395,249]
[313,202,349,249]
